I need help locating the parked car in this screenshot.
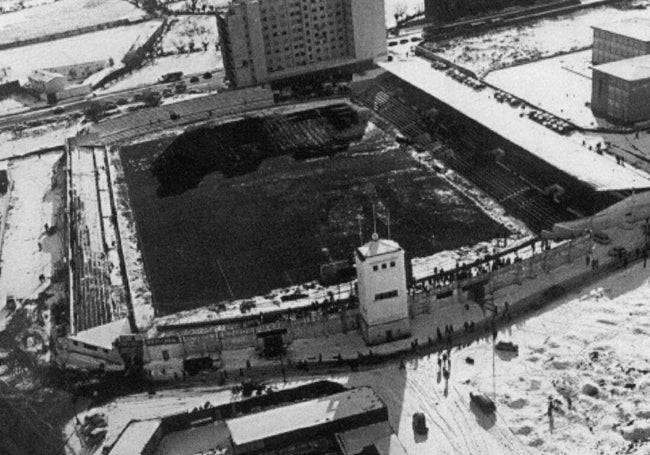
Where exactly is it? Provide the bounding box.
[470,392,496,414]
[410,36,423,42]
[116,98,128,105]
[412,412,428,435]
[190,76,199,83]
[388,41,398,47]
[608,246,627,258]
[593,232,611,245]
[202,72,213,79]
[399,38,409,44]
[495,341,519,354]
[53,107,65,115]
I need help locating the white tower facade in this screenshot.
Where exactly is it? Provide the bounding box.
[355,234,410,345]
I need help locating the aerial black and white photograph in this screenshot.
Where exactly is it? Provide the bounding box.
[1,0,650,454]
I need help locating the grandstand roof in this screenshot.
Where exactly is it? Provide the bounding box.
[109,419,161,455]
[592,18,650,43]
[594,54,650,82]
[226,387,386,448]
[380,58,650,192]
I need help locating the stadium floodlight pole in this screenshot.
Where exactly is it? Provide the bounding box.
[356,214,364,246]
[373,204,377,235]
[387,209,391,240]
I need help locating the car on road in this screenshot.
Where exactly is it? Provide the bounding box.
[470,392,496,413]
[593,232,611,245]
[190,76,199,83]
[495,341,519,354]
[203,72,213,79]
[608,246,627,258]
[412,412,428,435]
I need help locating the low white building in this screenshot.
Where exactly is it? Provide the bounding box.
[43,59,112,82]
[355,234,410,345]
[27,70,67,95]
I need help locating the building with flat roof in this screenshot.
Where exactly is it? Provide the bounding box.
[592,54,650,123]
[225,386,388,454]
[592,18,650,64]
[355,235,410,345]
[217,0,386,88]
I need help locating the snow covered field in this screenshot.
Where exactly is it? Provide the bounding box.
[0,97,27,115]
[0,20,163,82]
[0,0,147,47]
[0,153,64,301]
[161,15,218,55]
[430,2,650,78]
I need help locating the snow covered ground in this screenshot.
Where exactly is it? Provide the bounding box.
[385,0,425,28]
[0,152,64,303]
[485,50,606,129]
[162,0,425,28]
[0,122,78,161]
[0,20,163,83]
[0,97,28,115]
[430,2,650,78]
[100,51,222,93]
[70,258,650,454]
[161,15,218,55]
[0,0,147,47]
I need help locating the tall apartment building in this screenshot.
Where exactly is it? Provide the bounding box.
[592,18,650,65]
[217,0,386,87]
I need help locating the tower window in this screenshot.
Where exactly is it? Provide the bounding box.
[375,290,398,301]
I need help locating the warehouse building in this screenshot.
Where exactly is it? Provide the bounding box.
[217,0,386,87]
[592,54,650,123]
[225,386,388,454]
[592,18,650,65]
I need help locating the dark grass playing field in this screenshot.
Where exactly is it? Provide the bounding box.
[120,124,506,313]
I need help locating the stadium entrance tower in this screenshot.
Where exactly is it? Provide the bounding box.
[355,234,411,345]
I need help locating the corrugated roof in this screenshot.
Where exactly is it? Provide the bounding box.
[593,18,650,43]
[594,53,650,81]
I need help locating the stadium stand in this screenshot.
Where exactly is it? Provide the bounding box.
[68,143,129,334]
[351,74,575,233]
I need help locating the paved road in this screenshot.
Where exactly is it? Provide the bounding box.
[0,69,225,131]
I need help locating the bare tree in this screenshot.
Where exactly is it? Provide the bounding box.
[393,2,408,24]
